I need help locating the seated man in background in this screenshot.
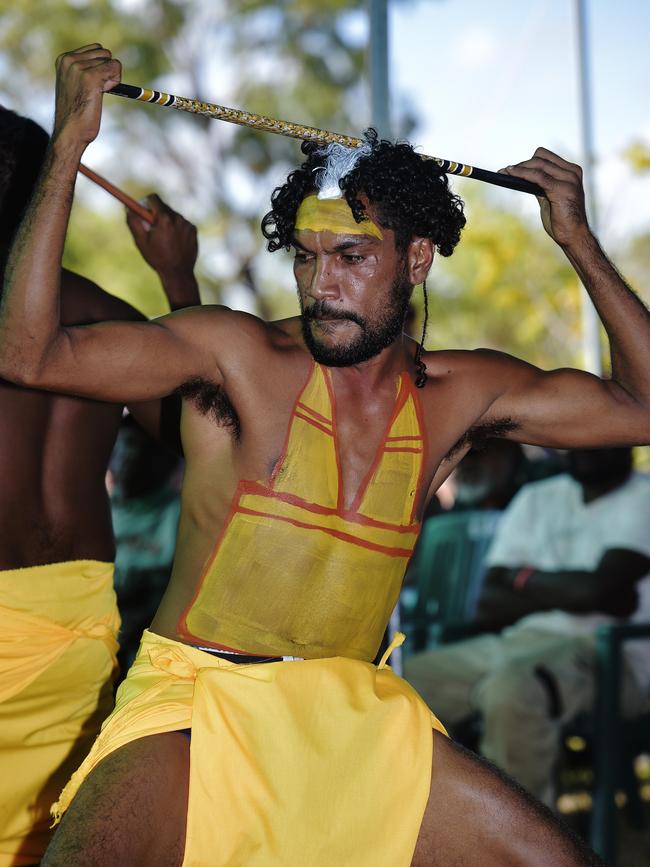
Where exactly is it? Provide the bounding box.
[405,446,650,805]
[0,107,199,865]
[401,439,527,619]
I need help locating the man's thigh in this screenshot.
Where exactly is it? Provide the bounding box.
[411,731,603,867]
[42,731,190,867]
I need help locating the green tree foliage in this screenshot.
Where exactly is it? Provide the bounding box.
[619,230,650,306]
[624,140,650,174]
[0,1,640,376]
[63,202,168,317]
[418,186,583,369]
[0,0,365,315]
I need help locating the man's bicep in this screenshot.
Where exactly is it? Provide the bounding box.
[38,309,220,403]
[492,362,650,449]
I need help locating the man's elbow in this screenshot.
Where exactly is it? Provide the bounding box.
[607,381,650,442]
[0,343,51,388]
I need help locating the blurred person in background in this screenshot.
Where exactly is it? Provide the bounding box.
[451,438,527,511]
[0,106,199,865]
[402,439,527,622]
[109,414,182,676]
[433,433,563,515]
[405,447,650,806]
[403,439,526,591]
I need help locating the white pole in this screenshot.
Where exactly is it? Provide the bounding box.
[369,0,392,138]
[369,0,404,673]
[574,0,603,375]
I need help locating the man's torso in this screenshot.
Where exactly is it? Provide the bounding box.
[151,314,518,655]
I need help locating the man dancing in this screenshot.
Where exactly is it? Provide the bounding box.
[3,44,648,866]
[0,106,198,865]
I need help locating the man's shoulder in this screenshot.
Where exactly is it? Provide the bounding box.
[423,347,528,379]
[164,305,297,344]
[159,308,303,378]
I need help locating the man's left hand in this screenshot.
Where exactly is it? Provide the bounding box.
[500,147,590,248]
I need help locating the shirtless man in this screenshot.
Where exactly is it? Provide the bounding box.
[3,44,648,866]
[0,106,199,865]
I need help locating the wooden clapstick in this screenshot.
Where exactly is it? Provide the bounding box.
[78,164,154,224]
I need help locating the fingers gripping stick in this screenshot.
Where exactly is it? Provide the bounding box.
[54,45,122,144]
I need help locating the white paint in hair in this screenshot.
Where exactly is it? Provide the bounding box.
[312,142,373,200]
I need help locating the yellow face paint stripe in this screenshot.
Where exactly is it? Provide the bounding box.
[295,195,383,239]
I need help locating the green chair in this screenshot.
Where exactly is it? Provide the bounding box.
[400,510,501,654]
[588,621,650,864]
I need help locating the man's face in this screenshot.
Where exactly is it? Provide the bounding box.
[293,213,413,367]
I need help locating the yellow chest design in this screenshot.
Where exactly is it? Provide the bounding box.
[180,363,426,661]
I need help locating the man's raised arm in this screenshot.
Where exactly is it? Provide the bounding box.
[477,148,650,449]
[0,44,222,403]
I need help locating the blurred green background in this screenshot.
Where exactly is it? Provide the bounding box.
[1,0,648,373]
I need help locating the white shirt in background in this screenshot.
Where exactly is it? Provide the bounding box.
[484,472,650,693]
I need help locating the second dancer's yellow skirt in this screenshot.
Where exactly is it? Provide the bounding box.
[0,560,119,867]
[54,629,446,866]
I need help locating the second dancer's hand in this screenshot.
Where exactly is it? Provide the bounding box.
[127,194,200,309]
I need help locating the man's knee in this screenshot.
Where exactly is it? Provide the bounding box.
[476,663,549,722]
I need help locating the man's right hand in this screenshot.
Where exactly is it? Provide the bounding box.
[54,44,121,147]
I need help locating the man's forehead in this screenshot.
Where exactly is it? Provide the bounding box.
[294,194,384,241]
[292,230,383,251]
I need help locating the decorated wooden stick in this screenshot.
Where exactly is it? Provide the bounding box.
[78,163,154,224]
[108,83,544,198]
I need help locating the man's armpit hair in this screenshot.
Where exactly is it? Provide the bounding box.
[177,378,241,440]
[445,417,519,460]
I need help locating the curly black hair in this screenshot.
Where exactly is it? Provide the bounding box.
[262,128,466,256]
[0,108,49,251]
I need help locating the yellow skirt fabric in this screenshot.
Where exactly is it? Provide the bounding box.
[53,629,446,867]
[0,560,119,867]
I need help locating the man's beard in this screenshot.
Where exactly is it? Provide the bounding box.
[300,279,412,367]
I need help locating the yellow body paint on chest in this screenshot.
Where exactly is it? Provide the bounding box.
[180,363,425,662]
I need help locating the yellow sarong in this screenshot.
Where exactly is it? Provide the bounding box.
[0,560,119,867]
[53,629,446,866]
